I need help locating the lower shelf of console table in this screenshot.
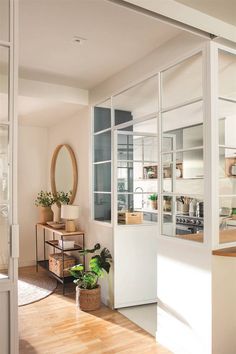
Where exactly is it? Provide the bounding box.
[35,223,85,294]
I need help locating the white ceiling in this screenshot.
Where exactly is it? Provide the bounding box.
[18,96,84,128]
[19,0,180,90]
[175,0,236,26]
[16,0,236,127]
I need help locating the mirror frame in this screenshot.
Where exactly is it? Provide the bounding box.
[50,144,78,205]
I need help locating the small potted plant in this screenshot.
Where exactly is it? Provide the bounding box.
[35,191,55,224]
[52,191,72,222]
[232,208,236,220]
[148,193,158,210]
[69,243,112,311]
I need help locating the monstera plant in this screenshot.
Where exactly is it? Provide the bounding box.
[69,243,112,311]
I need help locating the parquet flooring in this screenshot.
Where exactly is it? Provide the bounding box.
[19,267,171,354]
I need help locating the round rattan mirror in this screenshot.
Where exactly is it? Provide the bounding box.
[50,144,78,204]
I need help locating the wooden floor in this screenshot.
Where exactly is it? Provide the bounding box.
[19,268,171,354]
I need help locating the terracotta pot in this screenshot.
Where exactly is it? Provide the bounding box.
[76,285,101,311]
[38,206,53,224]
[150,200,157,210]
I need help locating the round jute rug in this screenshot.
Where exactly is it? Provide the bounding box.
[18,268,57,306]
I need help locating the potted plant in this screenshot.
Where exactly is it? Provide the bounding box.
[232,208,236,220]
[69,243,112,311]
[35,191,55,224]
[148,193,158,210]
[52,191,72,222]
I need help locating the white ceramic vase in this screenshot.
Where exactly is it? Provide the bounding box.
[51,204,61,223]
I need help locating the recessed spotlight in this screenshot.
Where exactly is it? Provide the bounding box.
[72,36,87,45]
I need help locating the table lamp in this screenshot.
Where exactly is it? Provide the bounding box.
[61,205,79,232]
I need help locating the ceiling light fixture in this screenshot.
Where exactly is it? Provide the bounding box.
[72,36,87,45]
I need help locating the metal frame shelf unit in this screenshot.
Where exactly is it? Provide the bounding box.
[35,223,85,294]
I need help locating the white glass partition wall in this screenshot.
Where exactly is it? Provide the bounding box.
[160,52,204,242]
[218,48,236,247]
[92,45,236,248]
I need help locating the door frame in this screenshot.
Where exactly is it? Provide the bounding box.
[0,0,19,353]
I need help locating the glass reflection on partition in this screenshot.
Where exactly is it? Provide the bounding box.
[94,193,111,222]
[218,48,236,246]
[0,0,9,42]
[94,99,111,133]
[0,47,9,123]
[113,75,159,122]
[0,126,10,277]
[219,196,236,244]
[162,52,203,109]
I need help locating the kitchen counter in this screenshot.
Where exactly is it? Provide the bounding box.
[176,229,236,243]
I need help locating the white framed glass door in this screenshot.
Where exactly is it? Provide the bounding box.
[0,0,19,353]
[113,117,158,308]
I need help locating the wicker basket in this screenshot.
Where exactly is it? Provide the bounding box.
[49,253,76,277]
[76,285,101,311]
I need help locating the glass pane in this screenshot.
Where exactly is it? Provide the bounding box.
[94,100,111,133]
[94,193,111,223]
[162,195,204,242]
[0,0,9,42]
[219,148,236,195]
[219,196,236,244]
[0,47,9,122]
[0,126,9,278]
[94,131,111,162]
[113,75,159,121]
[162,102,203,148]
[219,99,236,120]
[133,117,157,134]
[115,109,132,126]
[162,52,203,109]
[118,161,134,193]
[219,50,236,100]
[117,194,158,221]
[161,196,174,236]
[182,149,204,180]
[118,134,133,161]
[143,136,158,162]
[117,193,134,212]
[94,163,111,192]
[219,105,236,148]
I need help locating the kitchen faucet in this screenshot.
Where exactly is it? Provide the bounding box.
[135,187,145,209]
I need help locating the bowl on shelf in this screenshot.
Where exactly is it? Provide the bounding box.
[46,221,65,229]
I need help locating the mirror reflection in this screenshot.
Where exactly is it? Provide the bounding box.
[51,144,78,204]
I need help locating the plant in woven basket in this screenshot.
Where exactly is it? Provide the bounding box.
[35,191,55,224]
[69,243,112,311]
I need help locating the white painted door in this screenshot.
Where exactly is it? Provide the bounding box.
[113,125,158,308]
[0,0,19,353]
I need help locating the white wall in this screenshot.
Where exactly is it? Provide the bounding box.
[47,106,113,306]
[18,125,48,266]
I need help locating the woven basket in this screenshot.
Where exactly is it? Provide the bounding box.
[76,285,101,311]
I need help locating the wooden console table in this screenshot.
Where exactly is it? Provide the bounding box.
[35,223,85,294]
